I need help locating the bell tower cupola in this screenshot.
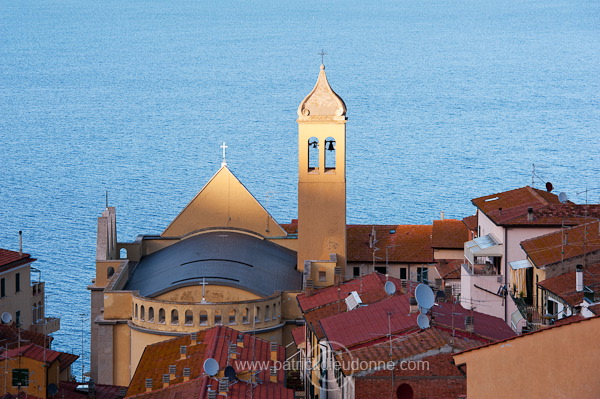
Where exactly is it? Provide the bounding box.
[297,64,347,287]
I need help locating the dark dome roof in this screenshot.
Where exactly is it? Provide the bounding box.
[124,230,300,298]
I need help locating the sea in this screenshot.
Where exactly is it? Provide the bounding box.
[1,0,599,378]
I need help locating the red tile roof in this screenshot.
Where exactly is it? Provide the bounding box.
[347,224,434,263]
[320,294,419,350]
[522,221,600,268]
[462,215,478,231]
[291,326,305,346]
[471,186,600,226]
[0,248,35,270]
[126,326,293,399]
[2,343,68,365]
[335,327,483,374]
[435,259,463,280]
[55,381,125,399]
[431,302,516,341]
[0,324,53,349]
[537,262,600,307]
[431,219,469,249]
[297,273,403,312]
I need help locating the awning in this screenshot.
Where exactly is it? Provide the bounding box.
[509,260,532,270]
[464,234,503,264]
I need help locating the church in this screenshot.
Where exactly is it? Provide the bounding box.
[88,64,351,387]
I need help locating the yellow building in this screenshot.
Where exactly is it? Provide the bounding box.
[88,64,348,387]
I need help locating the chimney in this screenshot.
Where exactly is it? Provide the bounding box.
[270,366,278,383]
[527,207,534,222]
[180,345,187,360]
[169,365,176,380]
[207,388,217,399]
[305,279,314,297]
[182,367,191,382]
[218,377,229,395]
[228,342,237,360]
[576,264,584,292]
[270,341,278,362]
[440,211,445,220]
[465,315,474,332]
[19,231,22,256]
[190,332,197,346]
[409,297,418,314]
[162,374,170,389]
[145,378,152,393]
[237,334,244,348]
[334,266,342,286]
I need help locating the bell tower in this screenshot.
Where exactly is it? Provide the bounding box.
[297,64,347,287]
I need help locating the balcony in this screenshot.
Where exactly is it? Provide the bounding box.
[30,317,60,334]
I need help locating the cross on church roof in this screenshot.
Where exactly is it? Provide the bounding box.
[221,142,228,167]
[318,49,327,65]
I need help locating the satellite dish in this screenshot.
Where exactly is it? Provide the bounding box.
[558,192,568,204]
[203,358,219,376]
[545,182,553,193]
[384,281,396,295]
[415,284,435,312]
[224,365,237,381]
[1,312,12,324]
[417,313,430,329]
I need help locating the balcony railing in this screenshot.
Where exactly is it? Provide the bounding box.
[30,317,60,334]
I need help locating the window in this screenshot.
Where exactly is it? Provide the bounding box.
[107,267,115,279]
[148,307,154,322]
[214,310,222,325]
[396,383,413,399]
[1,278,5,297]
[199,311,208,326]
[185,310,193,326]
[135,304,138,319]
[375,266,387,275]
[242,308,249,324]
[15,273,20,292]
[400,268,407,280]
[159,308,165,324]
[171,309,179,325]
[228,309,236,325]
[353,267,360,278]
[140,306,145,321]
[120,248,127,259]
[417,267,428,284]
[12,369,29,387]
[265,305,271,321]
[254,307,261,323]
[318,271,327,282]
[15,311,20,328]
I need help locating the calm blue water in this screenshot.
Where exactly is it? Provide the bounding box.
[1,0,599,377]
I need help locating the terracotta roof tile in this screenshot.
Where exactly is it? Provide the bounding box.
[297,273,403,312]
[2,343,68,364]
[537,262,600,307]
[0,248,35,270]
[347,225,434,263]
[435,260,463,280]
[462,215,478,231]
[0,324,53,349]
[522,221,600,268]
[431,302,516,341]
[431,219,469,249]
[291,326,305,346]
[56,381,125,399]
[471,186,600,226]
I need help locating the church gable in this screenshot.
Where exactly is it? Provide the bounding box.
[162,166,287,237]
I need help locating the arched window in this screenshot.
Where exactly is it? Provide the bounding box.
[242,308,249,324]
[254,307,261,323]
[38,301,43,320]
[228,309,236,325]
[185,310,193,326]
[308,137,319,172]
[32,305,37,324]
[265,305,271,321]
[135,304,138,319]
[397,383,414,399]
[107,267,115,279]
[324,137,336,171]
[148,307,155,322]
[214,310,222,325]
[171,309,179,325]
[159,308,166,324]
[119,248,127,259]
[140,305,145,321]
[199,310,208,326]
